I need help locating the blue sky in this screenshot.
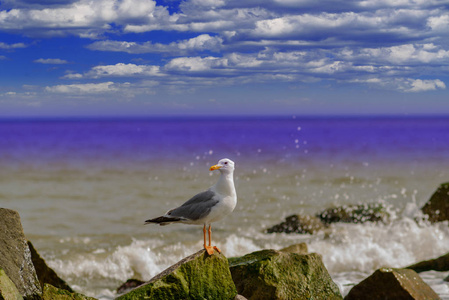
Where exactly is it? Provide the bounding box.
[0,0,448,117]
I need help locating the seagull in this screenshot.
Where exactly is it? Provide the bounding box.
[145,158,237,255]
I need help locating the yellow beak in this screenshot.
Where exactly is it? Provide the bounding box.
[210,164,222,171]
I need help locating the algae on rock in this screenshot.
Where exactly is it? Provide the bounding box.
[42,284,97,300]
[0,268,24,300]
[116,250,237,300]
[228,249,342,300]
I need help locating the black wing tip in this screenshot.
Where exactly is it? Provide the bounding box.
[144,216,182,225]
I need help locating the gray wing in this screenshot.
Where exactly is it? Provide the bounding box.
[167,190,219,221]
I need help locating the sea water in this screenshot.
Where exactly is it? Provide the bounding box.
[0,116,449,298]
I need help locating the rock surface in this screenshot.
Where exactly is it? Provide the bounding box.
[421,182,449,223]
[0,208,42,300]
[42,284,96,300]
[407,252,449,273]
[345,268,440,300]
[116,250,237,300]
[116,279,145,294]
[228,249,342,300]
[0,268,24,300]
[27,241,73,293]
[318,203,390,224]
[279,243,308,254]
[265,214,326,234]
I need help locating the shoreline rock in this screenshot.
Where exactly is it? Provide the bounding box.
[116,250,237,300]
[407,252,449,273]
[0,208,42,300]
[27,241,74,293]
[345,268,441,300]
[421,182,449,223]
[317,203,390,224]
[265,214,327,234]
[42,283,96,300]
[0,268,24,300]
[229,249,343,300]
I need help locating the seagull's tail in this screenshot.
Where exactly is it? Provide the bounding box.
[144,216,182,226]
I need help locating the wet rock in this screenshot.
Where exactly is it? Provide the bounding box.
[42,283,96,300]
[0,268,23,300]
[421,182,449,223]
[27,241,74,293]
[345,268,440,300]
[228,249,342,300]
[116,279,145,295]
[318,203,390,224]
[0,208,42,300]
[116,250,237,300]
[279,243,308,254]
[265,214,326,234]
[407,252,449,273]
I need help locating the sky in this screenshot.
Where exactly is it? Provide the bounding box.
[0,0,449,117]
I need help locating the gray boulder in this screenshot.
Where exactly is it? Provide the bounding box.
[27,241,73,293]
[0,208,42,300]
[345,268,440,300]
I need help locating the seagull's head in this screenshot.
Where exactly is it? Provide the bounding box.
[210,158,235,174]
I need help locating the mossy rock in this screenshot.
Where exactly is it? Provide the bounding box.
[318,203,390,224]
[279,243,308,255]
[42,284,96,300]
[421,182,449,223]
[0,268,23,300]
[116,250,237,300]
[345,268,440,300]
[228,250,342,300]
[265,214,326,234]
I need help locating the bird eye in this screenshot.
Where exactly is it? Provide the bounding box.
[224,162,228,164]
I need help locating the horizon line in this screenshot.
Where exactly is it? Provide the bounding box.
[0,113,449,122]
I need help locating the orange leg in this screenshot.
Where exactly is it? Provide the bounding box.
[203,224,214,255]
[208,225,221,254]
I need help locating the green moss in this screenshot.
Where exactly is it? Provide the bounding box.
[0,268,23,300]
[117,250,237,300]
[229,250,342,300]
[42,284,97,300]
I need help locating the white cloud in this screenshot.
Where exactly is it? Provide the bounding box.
[0,0,171,37]
[85,63,162,78]
[34,58,69,64]
[427,13,449,32]
[350,77,446,92]
[45,82,118,93]
[338,43,449,65]
[87,34,223,54]
[0,41,27,49]
[165,56,228,72]
[403,78,446,92]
